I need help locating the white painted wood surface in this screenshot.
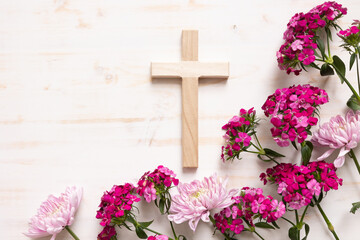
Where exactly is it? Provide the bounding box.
[1,0,359,239]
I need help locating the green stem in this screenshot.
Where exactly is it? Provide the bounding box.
[281,217,296,227]
[295,210,300,225]
[331,63,360,102]
[316,203,339,240]
[170,221,178,240]
[295,210,301,240]
[209,215,232,240]
[254,230,265,240]
[356,51,360,93]
[299,205,310,224]
[349,149,360,175]
[254,133,264,150]
[65,226,80,240]
[327,32,331,58]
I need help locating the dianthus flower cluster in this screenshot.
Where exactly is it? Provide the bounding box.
[221,108,257,161]
[213,187,285,236]
[277,1,347,75]
[262,84,328,147]
[96,183,140,239]
[338,20,360,47]
[137,165,179,203]
[260,161,342,210]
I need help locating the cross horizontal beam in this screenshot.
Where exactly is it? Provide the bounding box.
[151,62,229,78]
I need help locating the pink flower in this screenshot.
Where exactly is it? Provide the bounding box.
[168,174,238,231]
[262,84,328,147]
[24,186,82,240]
[148,235,168,240]
[312,110,360,167]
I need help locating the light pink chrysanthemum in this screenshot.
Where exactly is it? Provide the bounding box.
[312,110,360,167]
[168,174,238,231]
[24,186,83,240]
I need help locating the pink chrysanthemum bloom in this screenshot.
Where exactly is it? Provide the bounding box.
[168,174,238,231]
[312,110,360,167]
[24,186,83,240]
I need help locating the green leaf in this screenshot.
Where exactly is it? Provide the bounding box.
[255,222,275,229]
[350,201,360,214]
[264,148,285,158]
[326,27,333,41]
[301,141,313,165]
[316,38,325,57]
[310,62,321,70]
[320,63,335,76]
[288,226,300,240]
[139,220,153,228]
[135,227,148,239]
[302,224,310,240]
[347,94,360,111]
[271,221,280,229]
[291,141,298,151]
[350,53,356,70]
[159,198,165,214]
[332,55,346,83]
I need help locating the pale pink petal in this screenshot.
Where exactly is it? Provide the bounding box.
[317,149,335,160]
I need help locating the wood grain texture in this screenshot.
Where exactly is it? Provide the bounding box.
[152,30,228,167]
[1,0,360,239]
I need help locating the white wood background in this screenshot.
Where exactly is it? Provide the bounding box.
[1,0,360,239]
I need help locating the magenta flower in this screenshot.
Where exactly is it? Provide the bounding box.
[148,235,168,240]
[277,1,347,74]
[262,84,328,147]
[24,186,82,240]
[312,110,360,167]
[168,174,238,231]
[213,187,285,237]
[221,108,257,161]
[260,161,342,210]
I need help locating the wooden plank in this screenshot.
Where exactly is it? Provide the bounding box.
[151,62,229,78]
[182,77,198,168]
[182,30,198,61]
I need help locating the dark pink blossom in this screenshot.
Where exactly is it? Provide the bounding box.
[262,84,328,147]
[213,187,285,236]
[260,161,342,210]
[221,108,257,161]
[277,1,347,74]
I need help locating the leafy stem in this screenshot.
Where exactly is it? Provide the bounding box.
[314,199,339,240]
[349,149,360,175]
[170,221,178,240]
[65,226,80,240]
[330,62,360,102]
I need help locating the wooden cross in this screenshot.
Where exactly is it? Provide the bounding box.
[151,30,229,168]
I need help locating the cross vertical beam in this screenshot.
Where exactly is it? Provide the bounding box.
[181,30,199,168]
[151,30,229,168]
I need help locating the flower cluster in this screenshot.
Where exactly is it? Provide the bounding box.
[260,161,342,210]
[213,187,285,236]
[221,108,257,161]
[168,174,238,231]
[262,84,328,147]
[277,1,347,74]
[338,20,360,48]
[312,110,360,167]
[137,165,179,203]
[96,183,140,239]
